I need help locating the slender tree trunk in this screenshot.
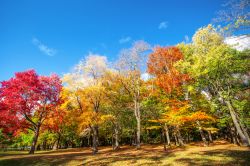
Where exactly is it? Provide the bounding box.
[57,135,61,149]
[174,133,179,146]
[208,131,213,143]
[81,137,85,147]
[92,125,98,154]
[29,124,41,154]
[65,141,68,149]
[36,144,40,151]
[236,113,250,145]
[230,125,237,144]
[52,140,58,150]
[88,134,91,147]
[53,134,60,150]
[162,128,167,151]
[134,99,141,149]
[114,127,119,150]
[145,129,149,144]
[176,127,184,146]
[113,124,120,150]
[236,133,241,145]
[196,121,208,146]
[164,124,170,146]
[136,116,141,149]
[187,132,190,143]
[241,126,250,144]
[130,134,133,146]
[112,132,114,149]
[42,141,46,150]
[225,100,250,146]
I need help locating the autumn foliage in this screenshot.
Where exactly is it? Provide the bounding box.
[0,24,249,154]
[148,46,190,93]
[0,70,62,153]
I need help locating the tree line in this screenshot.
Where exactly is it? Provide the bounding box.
[0,24,249,154]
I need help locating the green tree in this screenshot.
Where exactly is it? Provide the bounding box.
[177,25,250,146]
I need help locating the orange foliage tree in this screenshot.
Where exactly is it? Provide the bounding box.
[147,46,214,147]
[147,46,189,93]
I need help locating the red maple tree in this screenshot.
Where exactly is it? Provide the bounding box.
[0,70,62,154]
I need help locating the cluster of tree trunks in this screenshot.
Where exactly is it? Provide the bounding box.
[30,104,249,153]
[28,122,248,153]
[225,100,250,146]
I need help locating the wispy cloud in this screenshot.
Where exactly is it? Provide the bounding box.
[158,21,168,30]
[119,36,131,44]
[32,38,57,56]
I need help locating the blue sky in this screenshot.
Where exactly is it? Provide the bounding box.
[0,0,224,81]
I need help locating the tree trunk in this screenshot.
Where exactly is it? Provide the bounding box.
[136,116,141,149]
[187,132,190,143]
[241,125,250,145]
[176,127,184,146]
[235,112,250,145]
[113,125,120,150]
[36,144,40,151]
[52,140,58,150]
[112,132,114,149]
[57,135,60,149]
[236,133,241,145]
[145,129,149,144]
[81,137,85,147]
[225,100,250,146]
[88,134,91,147]
[92,125,98,154]
[165,125,171,146]
[174,133,179,146]
[196,121,208,146]
[208,131,213,143]
[65,141,68,149]
[42,141,46,150]
[130,134,133,146]
[163,124,170,149]
[29,124,41,154]
[162,128,167,151]
[53,135,60,150]
[134,99,141,149]
[230,125,237,145]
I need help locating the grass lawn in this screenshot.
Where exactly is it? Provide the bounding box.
[0,141,249,166]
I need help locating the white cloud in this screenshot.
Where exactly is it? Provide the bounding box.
[32,38,57,56]
[119,36,131,44]
[224,35,250,51]
[158,21,168,29]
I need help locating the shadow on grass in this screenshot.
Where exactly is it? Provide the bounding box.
[0,146,178,166]
[175,149,250,166]
[0,144,249,166]
[82,152,177,166]
[0,151,91,166]
[0,148,88,157]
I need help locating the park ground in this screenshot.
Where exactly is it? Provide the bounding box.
[0,140,249,166]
